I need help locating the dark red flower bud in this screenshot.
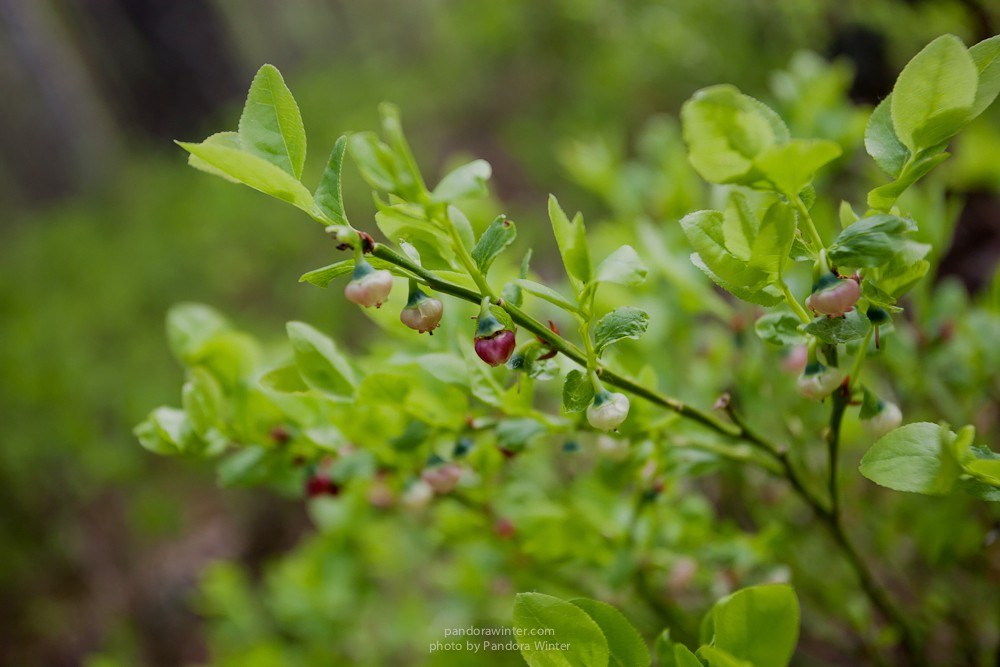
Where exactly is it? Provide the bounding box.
[475,330,517,366]
[305,474,341,498]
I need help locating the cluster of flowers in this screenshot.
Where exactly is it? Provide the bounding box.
[344,254,630,433]
[792,270,901,437]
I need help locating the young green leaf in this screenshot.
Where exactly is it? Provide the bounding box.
[697,646,754,667]
[378,103,425,196]
[548,195,592,285]
[890,35,977,151]
[186,132,243,183]
[502,249,533,307]
[595,245,648,286]
[314,136,349,225]
[866,150,951,211]
[563,370,595,413]
[167,302,231,364]
[513,593,610,667]
[570,598,651,667]
[177,139,322,220]
[182,367,225,440]
[430,159,492,203]
[298,256,410,288]
[287,321,357,400]
[681,85,786,185]
[674,644,705,667]
[238,64,306,178]
[472,215,516,275]
[689,254,783,306]
[134,407,188,456]
[864,96,910,179]
[375,204,456,268]
[859,422,962,494]
[512,279,579,313]
[348,132,401,193]
[970,35,1000,119]
[681,199,789,305]
[594,307,650,356]
[754,311,806,347]
[708,584,799,667]
[258,364,311,394]
[828,214,915,269]
[754,138,842,197]
[446,205,477,253]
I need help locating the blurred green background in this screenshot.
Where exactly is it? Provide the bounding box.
[1,1,998,665]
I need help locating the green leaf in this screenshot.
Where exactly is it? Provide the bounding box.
[314,136,348,225]
[754,139,842,196]
[430,159,492,203]
[513,592,610,667]
[867,151,950,211]
[472,215,517,275]
[286,321,357,400]
[965,459,1000,487]
[182,367,225,439]
[570,598,650,667]
[135,407,187,456]
[690,254,783,306]
[754,311,806,347]
[869,239,932,297]
[448,205,477,253]
[828,214,915,269]
[259,364,310,393]
[680,196,791,305]
[802,310,870,344]
[751,201,796,278]
[514,279,580,314]
[595,245,648,286]
[298,256,411,287]
[594,307,650,356]
[562,370,595,413]
[167,302,230,364]
[970,35,1000,119]
[348,132,401,192]
[503,250,533,307]
[891,35,977,151]
[859,422,962,495]
[697,646,753,667]
[674,645,705,667]
[375,203,455,268]
[238,64,306,178]
[377,102,424,196]
[681,85,786,185]
[864,96,910,178]
[709,584,799,667]
[177,139,321,219]
[186,132,244,183]
[548,195,591,285]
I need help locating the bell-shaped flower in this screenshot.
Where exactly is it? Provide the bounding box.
[344,256,393,308]
[796,362,844,400]
[587,390,630,431]
[806,272,860,317]
[400,283,443,333]
[861,401,902,438]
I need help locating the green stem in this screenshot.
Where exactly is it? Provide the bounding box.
[779,279,812,324]
[793,195,825,250]
[827,388,849,519]
[371,243,740,437]
[434,209,495,298]
[849,326,874,391]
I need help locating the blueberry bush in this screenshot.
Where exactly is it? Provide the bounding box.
[137,33,1000,666]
